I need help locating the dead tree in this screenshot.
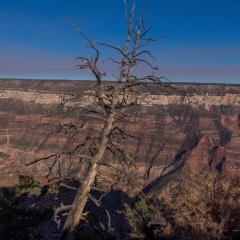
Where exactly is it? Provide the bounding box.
[27,1,167,239]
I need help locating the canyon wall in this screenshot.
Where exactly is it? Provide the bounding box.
[0,79,240,190]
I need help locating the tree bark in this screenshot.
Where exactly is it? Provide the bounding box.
[58,113,115,240]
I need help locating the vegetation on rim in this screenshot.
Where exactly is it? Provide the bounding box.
[0,175,56,239]
[125,167,240,239]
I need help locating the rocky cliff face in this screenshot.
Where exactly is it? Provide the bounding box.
[0,79,240,189]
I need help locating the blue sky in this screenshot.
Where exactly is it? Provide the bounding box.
[0,0,239,83]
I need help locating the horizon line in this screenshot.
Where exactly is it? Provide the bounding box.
[0,78,240,86]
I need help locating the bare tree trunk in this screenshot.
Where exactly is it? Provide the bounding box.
[25,2,167,239]
[58,113,115,240]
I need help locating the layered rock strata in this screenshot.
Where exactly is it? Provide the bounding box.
[0,79,240,189]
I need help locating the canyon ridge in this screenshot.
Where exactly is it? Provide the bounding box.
[0,79,240,192]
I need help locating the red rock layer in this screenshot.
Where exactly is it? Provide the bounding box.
[0,79,239,188]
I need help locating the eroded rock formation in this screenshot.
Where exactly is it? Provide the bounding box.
[0,79,239,189]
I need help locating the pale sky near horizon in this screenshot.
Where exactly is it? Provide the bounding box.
[0,0,239,84]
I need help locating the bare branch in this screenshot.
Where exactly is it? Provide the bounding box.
[124,0,127,23]
[99,191,108,202]
[99,162,142,193]
[73,155,92,160]
[105,209,114,234]
[87,193,122,213]
[124,0,135,27]
[111,126,141,140]
[59,183,78,190]
[140,26,152,37]
[69,19,99,65]
[54,204,74,229]
[82,113,106,121]
[131,75,165,83]
[103,57,131,66]
[140,1,148,33]
[96,42,131,61]
[140,35,167,42]
[87,193,101,207]
[137,35,167,49]
[54,204,73,220]
[26,154,57,166]
[135,58,160,70]
[135,50,156,60]
[75,56,91,64]
[110,141,134,164]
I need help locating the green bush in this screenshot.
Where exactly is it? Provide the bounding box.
[124,196,157,239]
[0,175,58,239]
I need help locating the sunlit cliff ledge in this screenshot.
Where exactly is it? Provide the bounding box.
[0,79,239,111]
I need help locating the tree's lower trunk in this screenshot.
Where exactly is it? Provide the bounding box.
[58,162,99,240]
[58,113,115,240]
